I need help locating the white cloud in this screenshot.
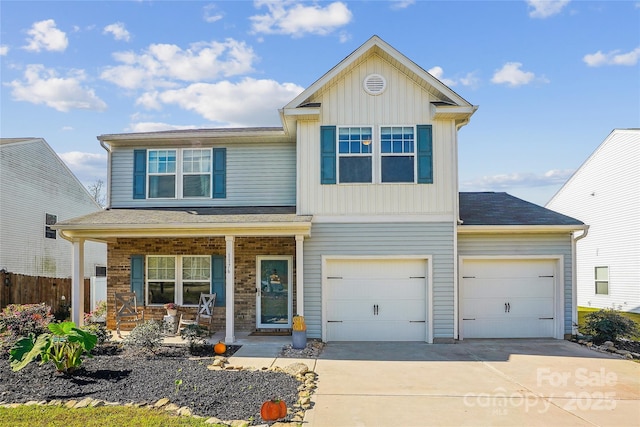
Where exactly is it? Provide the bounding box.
[23,19,68,52]
[150,78,304,127]
[527,0,570,19]
[128,122,199,133]
[103,22,131,42]
[61,126,74,131]
[8,64,107,112]
[583,46,640,67]
[204,4,223,23]
[58,151,108,183]
[390,0,415,10]
[0,45,8,56]
[101,38,257,90]
[428,66,479,88]
[251,0,352,37]
[462,169,575,190]
[491,62,545,87]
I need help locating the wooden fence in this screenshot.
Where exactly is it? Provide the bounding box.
[0,271,90,315]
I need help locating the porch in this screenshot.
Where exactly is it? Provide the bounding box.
[53,207,312,344]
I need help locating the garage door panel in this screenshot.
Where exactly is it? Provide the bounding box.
[461,259,557,339]
[325,259,428,342]
[327,320,425,342]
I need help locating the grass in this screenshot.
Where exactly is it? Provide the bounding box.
[0,406,227,427]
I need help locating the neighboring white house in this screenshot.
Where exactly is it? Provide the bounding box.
[0,138,106,279]
[547,129,640,314]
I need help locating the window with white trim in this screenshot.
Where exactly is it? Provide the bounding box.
[380,126,415,183]
[595,266,609,295]
[147,255,211,306]
[148,149,211,198]
[338,127,373,183]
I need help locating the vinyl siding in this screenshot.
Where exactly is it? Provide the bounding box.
[303,222,455,339]
[0,139,106,278]
[458,233,574,335]
[296,51,457,216]
[547,130,640,313]
[110,141,296,208]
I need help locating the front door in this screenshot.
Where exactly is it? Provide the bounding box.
[256,256,292,329]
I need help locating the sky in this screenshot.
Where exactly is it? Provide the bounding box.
[1,0,638,206]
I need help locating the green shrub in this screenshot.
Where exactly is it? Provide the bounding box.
[580,309,639,344]
[123,320,163,354]
[0,303,54,352]
[9,321,97,374]
[179,324,207,354]
[82,322,110,346]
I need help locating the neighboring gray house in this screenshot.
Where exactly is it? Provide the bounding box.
[547,129,640,314]
[0,137,106,279]
[55,36,585,342]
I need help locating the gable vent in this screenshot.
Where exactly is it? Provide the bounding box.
[363,74,386,95]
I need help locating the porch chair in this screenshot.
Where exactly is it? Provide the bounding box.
[114,292,144,337]
[177,293,216,334]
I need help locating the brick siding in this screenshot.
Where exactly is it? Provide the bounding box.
[106,237,296,332]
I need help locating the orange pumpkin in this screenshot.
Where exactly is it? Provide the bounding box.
[214,341,227,355]
[260,399,287,421]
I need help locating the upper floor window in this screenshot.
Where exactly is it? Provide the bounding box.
[322,125,429,185]
[381,126,415,183]
[134,148,225,200]
[338,127,372,183]
[146,148,213,199]
[595,266,609,295]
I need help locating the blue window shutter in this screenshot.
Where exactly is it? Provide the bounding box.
[133,149,147,199]
[130,255,144,304]
[320,126,336,184]
[417,125,433,184]
[212,148,226,199]
[211,255,225,307]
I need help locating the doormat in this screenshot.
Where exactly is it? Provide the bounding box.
[249,331,291,336]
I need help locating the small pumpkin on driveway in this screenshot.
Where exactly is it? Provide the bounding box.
[260,398,287,421]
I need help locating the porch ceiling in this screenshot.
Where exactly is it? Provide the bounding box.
[53,207,312,242]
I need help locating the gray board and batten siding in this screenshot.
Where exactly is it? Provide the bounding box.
[303,222,455,340]
[110,141,296,208]
[458,232,575,335]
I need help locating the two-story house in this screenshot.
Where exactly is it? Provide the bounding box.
[55,36,585,343]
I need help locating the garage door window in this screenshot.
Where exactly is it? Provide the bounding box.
[595,266,609,295]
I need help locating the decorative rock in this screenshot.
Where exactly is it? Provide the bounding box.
[24,400,42,406]
[90,400,105,408]
[74,397,94,408]
[228,420,250,427]
[615,349,631,355]
[154,397,170,408]
[282,363,309,377]
[631,352,640,359]
[624,353,633,360]
[603,341,615,348]
[177,406,192,416]
[204,417,225,424]
[64,400,78,408]
[48,399,63,406]
[164,403,180,412]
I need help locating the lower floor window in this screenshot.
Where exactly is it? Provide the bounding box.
[594,266,609,295]
[147,255,211,306]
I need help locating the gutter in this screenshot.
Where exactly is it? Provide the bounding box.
[571,225,590,336]
[99,139,112,209]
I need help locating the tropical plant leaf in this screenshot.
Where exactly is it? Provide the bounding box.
[9,334,50,371]
[48,321,75,336]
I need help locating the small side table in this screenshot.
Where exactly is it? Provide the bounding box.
[163,315,177,335]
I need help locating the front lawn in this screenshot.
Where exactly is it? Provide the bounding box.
[577,306,640,332]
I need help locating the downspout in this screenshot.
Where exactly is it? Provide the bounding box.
[453,116,470,340]
[571,226,590,336]
[99,138,112,209]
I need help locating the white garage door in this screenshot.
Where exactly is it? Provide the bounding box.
[462,259,556,339]
[325,258,427,341]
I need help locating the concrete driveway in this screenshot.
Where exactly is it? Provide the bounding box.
[302,339,640,427]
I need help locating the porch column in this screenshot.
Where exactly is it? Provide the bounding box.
[71,238,85,326]
[295,235,304,316]
[225,235,235,343]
